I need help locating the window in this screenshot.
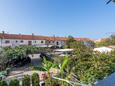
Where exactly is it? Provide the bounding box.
[34,41,36,43]
[57,42,59,45]
[41,41,44,43]
[20,40,23,43]
[5,40,10,43]
[16,40,18,43]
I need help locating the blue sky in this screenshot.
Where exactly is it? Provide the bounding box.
[0,0,115,39]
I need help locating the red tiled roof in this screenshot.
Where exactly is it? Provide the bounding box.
[0,33,92,41]
[75,38,93,42]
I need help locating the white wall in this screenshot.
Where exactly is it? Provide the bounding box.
[0,39,64,47]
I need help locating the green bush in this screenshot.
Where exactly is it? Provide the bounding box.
[32,73,39,86]
[22,75,30,86]
[4,46,50,60]
[9,79,20,86]
[0,81,8,86]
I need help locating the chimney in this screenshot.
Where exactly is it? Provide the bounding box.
[2,31,5,34]
[32,33,34,36]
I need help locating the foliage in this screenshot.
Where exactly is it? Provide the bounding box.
[42,58,58,71]
[96,34,115,47]
[0,81,8,86]
[53,48,115,85]
[65,35,95,49]
[9,79,20,86]
[32,73,39,86]
[59,56,69,73]
[107,0,115,4]
[42,57,71,86]
[0,50,7,71]
[41,58,58,86]
[65,36,76,48]
[0,45,52,71]
[22,75,30,86]
[96,38,111,47]
[4,46,26,60]
[110,34,115,45]
[3,46,52,60]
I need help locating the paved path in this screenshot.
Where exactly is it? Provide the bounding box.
[29,54,42,67]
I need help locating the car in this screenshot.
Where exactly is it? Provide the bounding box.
[6,56,31,67]
[21,56,31,66]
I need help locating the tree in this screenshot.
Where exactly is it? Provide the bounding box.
[96,34,115,47]
[9,79,20,86]
[22,75,30,86]
[65,36,76,48]
[110,34,115,45]
[0,50,7,71]
[0,81,8,86]
[96,38,111,47]
[32,73,39,86]
[65,35,86,49]
[53,47,115,86]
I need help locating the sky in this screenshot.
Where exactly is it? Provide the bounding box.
[0,0,115,39]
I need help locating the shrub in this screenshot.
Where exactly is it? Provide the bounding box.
[22,75,30,86]
[32,73,39,86]
[0,81,8,86]
[9,79,20,86]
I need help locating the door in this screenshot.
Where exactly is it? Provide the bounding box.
[28,41,32,45]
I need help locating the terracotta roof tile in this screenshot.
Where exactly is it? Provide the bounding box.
[0,33,92,41]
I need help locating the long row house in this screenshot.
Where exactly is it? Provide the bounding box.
[0,32,93,48]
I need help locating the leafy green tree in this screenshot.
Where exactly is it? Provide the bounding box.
[110,34,115,45]
[68,49,115,85]
[65,35,86,49]
[32,73,39,86]
[0,50,8,71]
[9,79,20,86]
[96,38,111,47]
[65,36,76,48]
[22,75,30,86]
[41,58,59,86]
[53,47,115,86]
[96,34,115,47]
[0,81,8,86]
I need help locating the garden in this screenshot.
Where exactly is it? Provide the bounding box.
[0,37,115,86]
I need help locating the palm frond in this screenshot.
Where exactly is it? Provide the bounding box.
[106,0,112,4]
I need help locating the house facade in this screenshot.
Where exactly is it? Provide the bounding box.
[0,33,92,48]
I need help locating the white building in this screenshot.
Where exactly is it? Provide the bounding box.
[0,33,92,48]
[93,47,114,53]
